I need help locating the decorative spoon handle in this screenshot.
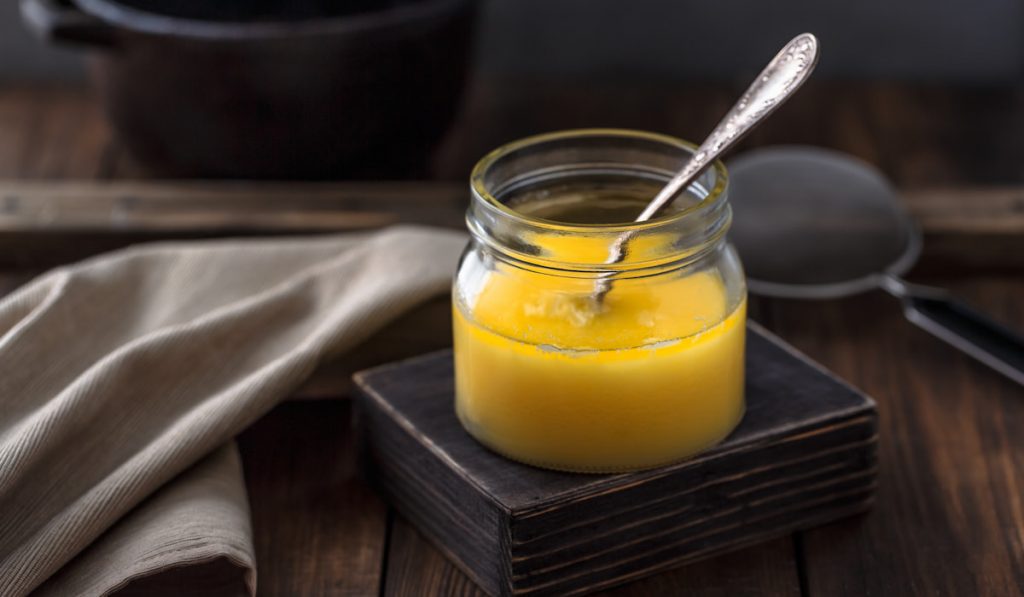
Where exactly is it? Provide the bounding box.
[640,33,820,221]
[595,33,820,302]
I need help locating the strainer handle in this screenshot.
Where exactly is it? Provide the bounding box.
[883,276,1024,386]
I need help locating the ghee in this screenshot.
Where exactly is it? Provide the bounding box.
[454,128,745,473]
[454,248,746,472]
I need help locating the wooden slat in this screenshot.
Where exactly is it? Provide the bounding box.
[17,89,112,180]
[294,296,453,400]
[1,181,1021,235]
[903,187,1024,234]
[385,517,489,597]
[385,516,802,597]
[237,400,389,596]
[0,180,466,268]
[435,80,1024,187]
[0,87,111,179]
[750,276,1024,596]
[902,187,1024,272]
[0,181,1021,271]
[0,180,466,231]
[3,81,1015,188]
[0,89,42,178]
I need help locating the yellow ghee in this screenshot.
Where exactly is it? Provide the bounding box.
[454,246,747,472]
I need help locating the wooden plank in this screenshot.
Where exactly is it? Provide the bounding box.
[385,515,801,597]
[0,87,111,179]
[295,296,453,400]
[0,181,1014,236]
[903,187,1024,234]
[0,89,41,178]
[16,88,112,180]
[0,181,1021,270]
[4,81,1019,188]
[864,86,1024,187]
[0,182,1017,238]
[385,516,488,597]
[595,537,800,597]
[751,275,1024,596]
[436,80,1024,187]
[901,187,1024,273]
[237,400,389,596]
[0,180,465,231]
[0,181,1015,234]
[0,180,466,268]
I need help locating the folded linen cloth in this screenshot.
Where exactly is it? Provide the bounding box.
[0,226,466,596]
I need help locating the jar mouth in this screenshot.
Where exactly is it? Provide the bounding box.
[469,128,729,235]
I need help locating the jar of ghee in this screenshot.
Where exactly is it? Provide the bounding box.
[453,129,747,473]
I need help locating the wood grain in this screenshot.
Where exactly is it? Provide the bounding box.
[0,87,111,179]
[751,275,1024,597]
[385,517,488,597]
[0,181,1018,235]
[355,327,878,596]
[237,400,389,596]
[0,181,1021,271]
[384,517,802,597]
[295,296,453,400]
[0,88,43,178]
[435,79,1024,187]
[903,187,1024,234]
[1,82,1020,187]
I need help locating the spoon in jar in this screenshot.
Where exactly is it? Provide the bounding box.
[594,32,821,303]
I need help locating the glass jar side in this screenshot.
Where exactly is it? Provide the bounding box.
[453,129,747,473]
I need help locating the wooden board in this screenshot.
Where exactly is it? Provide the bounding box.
[748,278,1024,596]
[238,401,388,596]
[0,181,1021,271]
[353,323,878,596]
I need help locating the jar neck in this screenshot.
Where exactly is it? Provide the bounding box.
[466,129,731,277]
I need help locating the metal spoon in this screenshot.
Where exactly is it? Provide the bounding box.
[594,32,820,302]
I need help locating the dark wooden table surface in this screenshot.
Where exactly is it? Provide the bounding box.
[0,77,1022,596]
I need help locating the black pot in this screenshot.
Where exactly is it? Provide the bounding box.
[22,0,477,179]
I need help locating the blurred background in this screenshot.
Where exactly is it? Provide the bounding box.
[7,0,1022,82]
[2,0,1021,184]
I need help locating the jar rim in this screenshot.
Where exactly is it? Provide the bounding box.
[469,128,729,234]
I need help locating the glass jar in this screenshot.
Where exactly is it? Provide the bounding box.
[453,129,746,473]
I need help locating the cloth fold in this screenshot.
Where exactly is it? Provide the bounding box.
[0,226,466,596]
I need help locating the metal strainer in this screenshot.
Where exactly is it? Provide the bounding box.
[728,146,1023,386]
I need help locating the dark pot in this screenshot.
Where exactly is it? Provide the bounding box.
[22,0,477,179]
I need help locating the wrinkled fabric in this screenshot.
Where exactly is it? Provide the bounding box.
[0,226,466,596]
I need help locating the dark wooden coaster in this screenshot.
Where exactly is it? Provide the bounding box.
[353,322,878,596]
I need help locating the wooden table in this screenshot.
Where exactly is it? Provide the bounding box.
[0,79,1022,596]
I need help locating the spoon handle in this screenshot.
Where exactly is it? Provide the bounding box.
[594,34,820,303]
[637,33,821,222]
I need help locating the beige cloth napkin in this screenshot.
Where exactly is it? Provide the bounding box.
[0,226,466,596]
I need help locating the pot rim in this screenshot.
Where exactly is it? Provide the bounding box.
[73,0,473,39]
